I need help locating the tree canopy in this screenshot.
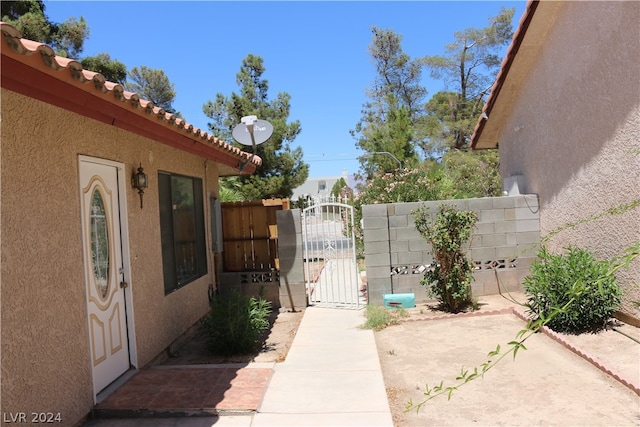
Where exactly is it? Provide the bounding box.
[352,27,424,179]
[422,6,515,152]
[2,0,89,58]
[125,66,178,113]
[351,152,501,257]
[203,54,309,200]
[354,7,515,179]
[3,2,179,112]
[80,53,127,85]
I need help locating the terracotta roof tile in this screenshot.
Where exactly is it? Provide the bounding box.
[0,21,260,173]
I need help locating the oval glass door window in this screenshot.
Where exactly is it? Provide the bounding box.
[90,188,110,299]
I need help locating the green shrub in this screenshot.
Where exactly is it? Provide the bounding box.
[524,246,622,334]
[413,204,478,313]
[202,290,272,356]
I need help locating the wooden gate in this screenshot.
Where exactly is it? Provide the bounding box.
[221,199,289,272]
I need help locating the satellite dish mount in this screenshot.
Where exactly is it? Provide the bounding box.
[233,115,274,171]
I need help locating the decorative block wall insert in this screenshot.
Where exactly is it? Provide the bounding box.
[238,270,280,284]
[390,258,518,277]
[362,195,540,305]
[391,264,433,276]
[474,259,518,270]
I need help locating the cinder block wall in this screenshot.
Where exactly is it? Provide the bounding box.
[218,271,281,307]
[363,195,540,305]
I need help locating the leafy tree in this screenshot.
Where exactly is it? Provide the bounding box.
[352,150,500,257]
[2,0,89,58]
[352,27,424,179]
[366,26,427,119]
[218,177,245,202]
[414,204,478,313]
[203,54,309,200]
[2,0,49,41]
[81,53,127,84]
[3,1,181,118]
[352,161,453,257]
[442,149,501,198]
[51,16,89,58]
[125,66,178,113]
[355,162,451,206]
[1,0,43,19]
[330,177,352,199]
[357,94,419,178]
[422,91,461,154]
[422,7,515,152]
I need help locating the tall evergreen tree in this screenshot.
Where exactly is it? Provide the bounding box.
[3,1,181,116]
[352,27,424,179]
[422,6,515,152]
[125,66,178,114]
[358,94,417,177]
[203,54,308,200]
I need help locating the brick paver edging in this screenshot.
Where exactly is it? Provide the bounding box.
[510,308,640,396]
[395,307,640,396]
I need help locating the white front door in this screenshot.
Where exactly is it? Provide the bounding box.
[79,157,131,395]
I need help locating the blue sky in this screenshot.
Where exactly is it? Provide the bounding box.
[45,1,526,178]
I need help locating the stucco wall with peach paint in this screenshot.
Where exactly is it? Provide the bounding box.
[1,89,220,424]
[497,2,640,316]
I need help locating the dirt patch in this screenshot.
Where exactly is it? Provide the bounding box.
[374,293,640,426]
[162,309,304,365]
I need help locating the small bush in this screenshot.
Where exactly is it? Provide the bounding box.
[413,204,478,313]
[362,305,408,330]
[202,290,272,356]
[524,246,622,334]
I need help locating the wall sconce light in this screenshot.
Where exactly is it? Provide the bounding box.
[132,163,148,208]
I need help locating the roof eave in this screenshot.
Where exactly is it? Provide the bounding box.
[0,22,260,176]
[470,0,540,150]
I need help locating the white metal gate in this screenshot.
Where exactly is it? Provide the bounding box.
[302,196,362,308]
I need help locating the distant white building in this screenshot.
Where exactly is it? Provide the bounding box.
[291,170,358,201]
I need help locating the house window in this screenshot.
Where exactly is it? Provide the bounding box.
[158,172,207,294]
[318,180,326,191]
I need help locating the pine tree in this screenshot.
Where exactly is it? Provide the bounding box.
[203,54,308,200]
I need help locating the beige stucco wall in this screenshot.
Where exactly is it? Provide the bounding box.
[497,2,640,316]
[1,89,220,424]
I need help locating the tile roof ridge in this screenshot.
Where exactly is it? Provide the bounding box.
[0,21,261,168]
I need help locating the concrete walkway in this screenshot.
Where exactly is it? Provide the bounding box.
[84,306,392,427]
[252,307,393,426]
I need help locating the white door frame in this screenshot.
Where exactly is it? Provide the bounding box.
[78,155,137,400]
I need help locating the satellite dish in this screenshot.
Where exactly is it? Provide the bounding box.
[233,116,274,172]
[232,118,274,146]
